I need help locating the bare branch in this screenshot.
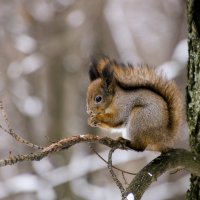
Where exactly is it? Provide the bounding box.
[107,147,125,195]
[122,149,200,200]
[0,101,43,150]
[0,135,132,167]
[90,145,137,176]
[0,130,199,200]
[0,104,200,200]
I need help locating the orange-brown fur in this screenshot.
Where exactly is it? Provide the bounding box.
[87,57,183,152]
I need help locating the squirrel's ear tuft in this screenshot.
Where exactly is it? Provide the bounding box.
[102,64,114,88]
[89,55,110,81]
[89,57,100,81]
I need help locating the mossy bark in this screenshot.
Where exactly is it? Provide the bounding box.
[187,0,200,199]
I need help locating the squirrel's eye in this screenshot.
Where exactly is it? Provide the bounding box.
[95,95,102,103]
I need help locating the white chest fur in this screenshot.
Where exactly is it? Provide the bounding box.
[110,127,130,140]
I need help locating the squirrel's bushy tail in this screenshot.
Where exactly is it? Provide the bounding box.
[114,63,184,139]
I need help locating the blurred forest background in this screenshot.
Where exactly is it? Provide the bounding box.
[0,0,188,200]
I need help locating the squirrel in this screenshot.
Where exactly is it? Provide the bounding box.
[86,56,183,152]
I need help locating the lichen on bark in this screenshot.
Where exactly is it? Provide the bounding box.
[187,0,200,199]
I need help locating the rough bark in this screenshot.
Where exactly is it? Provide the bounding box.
[123,149,200,200]
[187,0,200,199]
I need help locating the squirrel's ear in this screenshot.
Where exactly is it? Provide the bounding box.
[89,55,110,81]
[102,64,115,93]
[89,58,100,81]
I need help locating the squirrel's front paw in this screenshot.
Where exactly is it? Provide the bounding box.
[88,116,99,127]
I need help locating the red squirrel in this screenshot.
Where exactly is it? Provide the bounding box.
[86,57,183,152]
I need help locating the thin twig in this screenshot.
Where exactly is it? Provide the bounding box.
[0,101,43,150]
[107,147,125,195]
[90,146,136,176]
[122,172,129,186]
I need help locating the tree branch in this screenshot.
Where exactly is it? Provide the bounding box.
[0,134,132,167]
[0,132,199,200]
[107,147,125,194]
[122,149,200,200]
[0,103,200,200]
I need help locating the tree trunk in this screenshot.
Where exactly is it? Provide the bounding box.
[187,0,200,199]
